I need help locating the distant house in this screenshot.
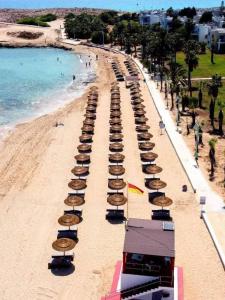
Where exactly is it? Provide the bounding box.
[193,24,211,43]
[139,11,168,29]
[209,28,225,53]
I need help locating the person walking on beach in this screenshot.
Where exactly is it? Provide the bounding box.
[89,61,91,67]
[96,54,98,60]
[86,62,88,68]
[73,75,76,81]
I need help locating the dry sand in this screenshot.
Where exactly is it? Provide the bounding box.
[0,44,224,300]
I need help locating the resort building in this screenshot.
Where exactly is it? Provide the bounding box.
[139,11,168,29]
[209,27,225,52]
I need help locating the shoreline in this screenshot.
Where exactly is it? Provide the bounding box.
[0,43,96,143]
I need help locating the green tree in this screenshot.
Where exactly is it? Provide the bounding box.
[207,74,222,129]
[200,11,213,23]
[208,138,217,178]
[183,40,200,96]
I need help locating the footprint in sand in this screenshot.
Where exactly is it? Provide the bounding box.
[36,287,58,300]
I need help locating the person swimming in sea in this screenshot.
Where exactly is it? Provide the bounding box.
[73,75,76,80]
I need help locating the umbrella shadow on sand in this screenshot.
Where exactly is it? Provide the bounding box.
[51,264,75,276]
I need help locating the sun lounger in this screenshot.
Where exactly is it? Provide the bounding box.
[152,209,171,221]
[106,209,125,220]
[48,254,74,269]
[57,229,78,241]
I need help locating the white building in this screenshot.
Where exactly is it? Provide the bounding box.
[194,24,211,43]
[139,11,167,29]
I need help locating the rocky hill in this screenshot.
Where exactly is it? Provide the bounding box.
[0,8,108,23]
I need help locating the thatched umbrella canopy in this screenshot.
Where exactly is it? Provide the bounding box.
[110,118,121,125]
[109,153,125,163]
[146,179,167,190]
[133,104,145,111]
[111,96,121,101]
[138,132,153,141]
[82,125,94,134]
[71,166,89,177]
[134,110,146,117]
[141,152,158,162]
[111,105,121,111]
[111,111,121,118]
[109,142,124,152]
[110,133,123,142]
[88,95,98,102]
[83,118,95,126]
[136,125,150,132]
[52,238,76,254]
[84,112,96,120]
[75,154,90,164]
[58,214,81,228]
[79,134,92,143]
[110,125,123,133]
[132,99,144,105]
[107,194,127,207]
[139,142,155,151]
[135,117,148,124]
[108,179,126,190]
[111,100,121,105]
[152,195,173,208]
[111,90,120,96]
[109,165,125,176]
[64,195,85,207]
[87,100,97,107]
[77,143,92,153]
[144,165,162,175]
[130,83,140,90]
[86,105,96,113]
[68,179,87,190]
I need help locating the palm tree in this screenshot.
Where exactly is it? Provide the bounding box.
[207,74,222,130]
[183,40,200,96]
[208,138,217,179]
[218,103,224,136]
[167,62,186,110]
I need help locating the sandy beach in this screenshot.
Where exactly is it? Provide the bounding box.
[0,38,225,300]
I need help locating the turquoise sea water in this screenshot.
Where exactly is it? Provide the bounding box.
[0,48,95,134]
[0,0,221,10]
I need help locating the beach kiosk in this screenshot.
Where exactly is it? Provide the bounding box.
[120,218,175,299]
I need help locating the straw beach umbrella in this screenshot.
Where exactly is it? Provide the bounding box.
[144,165,162,175]
[86,105,96,113]
[152,195,173,209]
[110,133,124,142]
[84,112,96,119]
[75,154,90,164]
[111,111,121,118]
[110,118,121,125]
[137,132,153,141]
[109,153,125,163]
[141,152,158,162]
[135,117,148,124]
[146,179,167,190]
[58,214,81,229]
[52,238,76,255]
[68,179,87,190]
[71,166,89,177]
[64,194,85,208]
[82,125,94,134]
[109,142,124,152]
[79,134,93,143]
[83,119,95,126]
[108,179,126,190]
[77,143,92,153]
[136,125,150,132]
[134,110,146,117]
[139,142,155,151]
[110,125,123,133]
[107,194,127,207]
[109,165,125,176]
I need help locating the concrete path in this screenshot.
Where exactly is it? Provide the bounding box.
[133,58,224,212]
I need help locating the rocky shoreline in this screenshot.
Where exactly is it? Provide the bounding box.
[0,8,107,23]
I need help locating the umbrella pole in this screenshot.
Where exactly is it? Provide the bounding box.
[126,182,129,226]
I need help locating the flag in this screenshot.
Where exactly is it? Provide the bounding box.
[128,183,144,195]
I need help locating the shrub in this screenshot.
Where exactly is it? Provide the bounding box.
[39,14,57,22]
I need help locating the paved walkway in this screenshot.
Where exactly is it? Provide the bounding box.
[133,58,224,212]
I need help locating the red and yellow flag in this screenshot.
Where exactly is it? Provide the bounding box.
[128,183,144,195]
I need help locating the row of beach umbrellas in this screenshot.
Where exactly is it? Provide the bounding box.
[50,87,99,259]
[124,59,139,77]
[128,77,173,210]
[112,59,125,82]
[108,82,127,208]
